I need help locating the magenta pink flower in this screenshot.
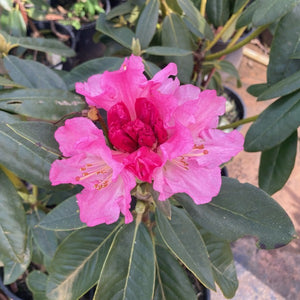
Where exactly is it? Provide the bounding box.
[74,55,244,207]
[49,117,136,226]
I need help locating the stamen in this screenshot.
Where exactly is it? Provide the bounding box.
[173,156,189,170]
[75,162,113,191]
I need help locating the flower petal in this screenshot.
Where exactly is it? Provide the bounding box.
[153,160,221,204]
[55,117,104,157]
[77,172,135,226]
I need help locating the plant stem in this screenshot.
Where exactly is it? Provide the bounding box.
[217,114,259,130]
[200,0,207,17]
[226,26,247,49]
[205,25,269,61]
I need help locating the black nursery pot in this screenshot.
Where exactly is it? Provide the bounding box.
[221,86,245,130]
[63,21,105,70]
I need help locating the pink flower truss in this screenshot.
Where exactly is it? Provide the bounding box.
[50,55,244,226]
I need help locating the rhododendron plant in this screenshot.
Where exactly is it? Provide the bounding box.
[49,55,244,226]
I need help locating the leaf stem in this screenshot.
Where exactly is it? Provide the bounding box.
[205,25,269,61]
[200,0,207,17]
[217,114,259,130]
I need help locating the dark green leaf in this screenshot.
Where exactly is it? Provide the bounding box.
[175,177,296,249]
[0,30,75,57]
[143,60,161,78]
[247,83,270,97]
[252,0,300,27]
[39,195,86,231]
[46,224,120,300]
[155,206,216,290]
[0,122,59,187]
[0,89,85,121]
[28,210,58,260]
[94,222,155,300]
[106,1,136,20]
[177,0,213,39]
[267,4,300,84]
[290,50,300,59]
[206,0,231,28]
[63,56,123,90]
[9,121,60,155]
[145,46,192,56]
[259,131,297,195]
[258,69,300,100]
[233,0,249,13]
[236,0,258,28]
[96,12,135,49]
[162,13,194,83]
[27,271,48,300]
[0,75,25,88]
[7,9,26,37]
[244,90,300,152]
[2,243,31,284]
[155,246,197,300]
[0,110,20,123]
[218,60,241,81]
[4,55,67,90]
[201,229,238,298]
[135,0,159,49]
[0,169,27,263]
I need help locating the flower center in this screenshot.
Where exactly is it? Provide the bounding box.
[107,98,168,153]
[76,161,113,190]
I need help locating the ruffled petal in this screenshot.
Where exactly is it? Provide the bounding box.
[197,129,244,167]
[153,160,221,204]
[55,117,104,157]
[175,89,226,136]
[77,55,147,116]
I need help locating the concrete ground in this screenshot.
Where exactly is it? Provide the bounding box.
[211,45,300,299]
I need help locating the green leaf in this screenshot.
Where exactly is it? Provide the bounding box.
[259,131,297,195]
[2,243,31,284]
[46,224,120,300]
[0,0,12,11]
[0,30,75,57]
[106,1,136,20]
[175,177,296,249]
[162,13,194,83]
[290,50,300,59]
[0,110,20,123]
[143,60,161,78]
[244,90,300,152]
[8,121,59,155]
[0,169,28,263]
[0,122,59,187]
[236,0,258,28]
[4,55,67,90]
[94,221,155,300]
[177,0,213,40]
[135,0,159,49]
[0,75,25,88]
[39,195,86,231]
[218,60,241,81]
[144,46,192,56]
[28,210,58,260]
[96,12,135,49]
[206,0,231,28]
[267,4,300,84]
[201,229,238,298]
[155,206,216,291]
[63,57,123,90]
[155,246,197,300]
[252,0,300,27]
[258,69,300,100]
[7,9,26,37]
[247,83,270,97]
[0,89,85,121]
[27,271,48,300]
